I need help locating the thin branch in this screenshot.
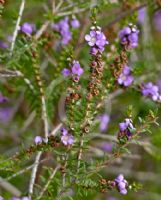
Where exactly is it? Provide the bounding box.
[0,177,21,197]
[10,0,26,57]
[6,158,49,181]
[51,122,63,136]
[28,151,42,198]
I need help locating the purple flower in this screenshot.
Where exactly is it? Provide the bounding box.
[115,174,128,195]
[119,118,134,132]
[120,188,127,195]
[90,47,98,55]
[61,31,72,45]
[119,24,139,48]
[99,114,110,132]
[0,196,3,200]
[53,17,72,45]
[71,61,84,76]
[142,82,161,102]
[62,68,71,77]
[117,65,134,87]
[138,7,146,24]
[60,128,74,146]
[34,136,43,145]
[56,17,69,33]
[61,128,68,135]
[100,142,113,152]
[0,40,9,49]
[0,93,8,103]
[0,107,13,123]
[153,11,161,32]
[85,28,108,53]
[21,197,30,200]
[115,174,124,183]
[71,18,80,28]
[21,22,35,35]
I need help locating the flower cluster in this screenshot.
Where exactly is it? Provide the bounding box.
[119,24,139,48]
[99,114,110,132]
[141,82,161,102]
[21,22,35,35]
[117,65,134,87]
[85,26,108,55]
[62,60,84,81]
[118,118,135,140]
[53,17,80,45]
[115,174,128,195]
[60,128,74,146]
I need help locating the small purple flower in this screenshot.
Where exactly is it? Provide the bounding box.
[34,136,43,145]
[61,128,68,135]
[115,174,124,183]
[142,82,161,102]
[60,128,74,146]
[0,93,8,103]
[90,47,98,55]
[115,174,128,195]
[120,188,127,195]
[56,17,69,33]
[119,24,139,48]
[138,7,146,24]
[0,107,13,123]
[100,142,113,152]
[21,197,30,200]
[61,134,74,145]
[153,11,161,32]
[53,17,72,45]
[21,22,35,35]
[117,65,134,87]
[71,61,84,76]
[71,18,80,28]
[85,28,108,53]
[119,118,134,132]
[85,31,97,46]
[0,40,9,49]
[99,114,110,132]
[62,68,71,77]
[0,196,3,200]
[61,31,72,45]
